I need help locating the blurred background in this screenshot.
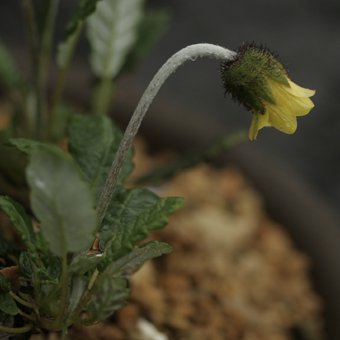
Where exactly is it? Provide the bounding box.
[132,0,340,219]
[1,1,339,216]
[0,0,340,338]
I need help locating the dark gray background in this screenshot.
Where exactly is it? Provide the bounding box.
[133,0,340,218]
[0,1,339,216]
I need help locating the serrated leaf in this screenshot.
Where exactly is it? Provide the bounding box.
[100,188,183,259]
[57,0,102,68]
[120,8,170,75]
[19,251,60,284]
[0,196,36,253]
[0,40,22,90]
[108,241,171,275]
[86,0,144,78]
[0,292,18,315]
[26,145,97,256]
[86,274,129,321]
[67,114,133,202]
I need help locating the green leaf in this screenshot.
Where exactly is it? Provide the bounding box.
[86,0,144,78]
[67,114,133,202]
[57,0,102,68]
[86,274,129,321]
[69,252,101,275]
[0,196,36,252]
[0,40,22,90]
[0,292,18,315]
[19,251,60,284]
[68,276,88,315]
[0,273,11,292]
[66,0,102,38]
[9,138,44,154]
[108,241,172,275]
[100,188,183,259]
[120,8,170,75]
[57,26,82,69]
[26,144,97,256]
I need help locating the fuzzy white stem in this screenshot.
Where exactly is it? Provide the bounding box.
[96,43,237,225]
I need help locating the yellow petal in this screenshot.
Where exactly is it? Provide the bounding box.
[266,104,297,134]
[248,111,270,140]
[277,95,314,117]
[287,79,316,98]
[267,79,315,117]
[289,97,314,116]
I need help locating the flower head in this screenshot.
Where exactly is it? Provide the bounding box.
[221,44,315,140]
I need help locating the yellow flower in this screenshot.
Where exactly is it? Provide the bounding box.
[221,44,316,140]
[248,78,315,140]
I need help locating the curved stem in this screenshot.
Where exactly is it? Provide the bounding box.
[0,324,33,334]
[96,43,237,226]
[10,291,35,310]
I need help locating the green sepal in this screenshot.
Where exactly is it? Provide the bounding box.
[221,44,289,113]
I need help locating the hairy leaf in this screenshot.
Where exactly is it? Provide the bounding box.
[19,251,60,285]
[68,275,88,315]
[67,114,133,202]
[100,188,183,259]
[86,274,129,321]
[108,241,171,275]
[0,292,18,315]
[0,196,36,252]
[26,145,97,256]
[86,0,144,78]
[120,8,170,74]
